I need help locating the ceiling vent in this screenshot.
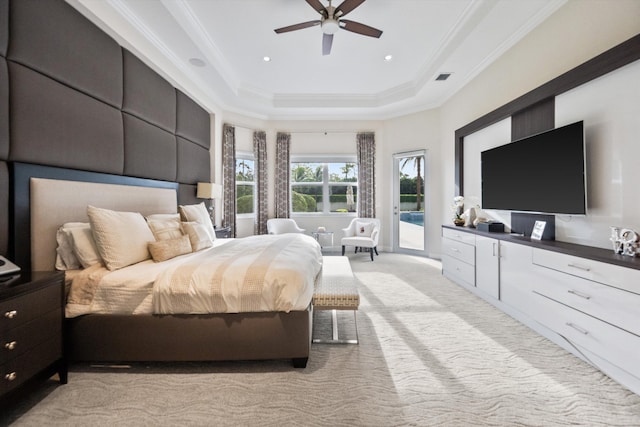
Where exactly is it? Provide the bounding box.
[435,73,452,81]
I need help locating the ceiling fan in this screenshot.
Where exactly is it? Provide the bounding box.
[274,0,383,56]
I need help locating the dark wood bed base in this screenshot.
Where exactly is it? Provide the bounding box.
[66,309,312,368]
[11,163,312,368]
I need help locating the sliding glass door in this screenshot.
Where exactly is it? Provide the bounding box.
[393,150,426,255]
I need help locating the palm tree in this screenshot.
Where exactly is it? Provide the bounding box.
[401,156,423,210]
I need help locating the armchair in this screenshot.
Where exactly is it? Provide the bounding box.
[267,218,305,235]
[341,218,380,261]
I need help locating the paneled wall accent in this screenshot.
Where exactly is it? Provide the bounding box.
[454,33,640,196]
[511,98,555,141]
[0,0,210,257]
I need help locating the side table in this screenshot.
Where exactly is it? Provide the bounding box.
[1,271,67,406]
[312,231,334,250]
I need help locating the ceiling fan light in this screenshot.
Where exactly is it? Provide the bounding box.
[322,19,339,35]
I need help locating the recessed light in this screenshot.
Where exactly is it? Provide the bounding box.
[436,72,452,81]
[188,57,206,67]
[384,54,393,62]
[263,56,271,62]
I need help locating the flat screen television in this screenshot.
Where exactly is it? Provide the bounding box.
[481,121,586,215]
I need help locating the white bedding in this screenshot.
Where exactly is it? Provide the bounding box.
[65,234,322,317]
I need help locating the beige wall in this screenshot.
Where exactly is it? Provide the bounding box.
[217,0,640,256]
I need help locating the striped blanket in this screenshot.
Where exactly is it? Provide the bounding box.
[152,234,322,314]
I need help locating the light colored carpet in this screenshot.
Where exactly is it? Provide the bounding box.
[3,253,640,426]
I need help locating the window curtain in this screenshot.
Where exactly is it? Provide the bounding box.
[222,124,236,237]
[253,131,268,235]
[357,132,376,218]
[274,132,291,218]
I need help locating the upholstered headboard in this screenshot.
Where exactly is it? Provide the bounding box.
[1,0,211,257]
[13,163,179,271]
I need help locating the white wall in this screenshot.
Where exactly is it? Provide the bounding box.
[554,60,640,248]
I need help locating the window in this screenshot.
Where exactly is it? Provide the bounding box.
[291,158,357,214]
[236,154,255,215]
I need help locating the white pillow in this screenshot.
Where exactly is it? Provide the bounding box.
[55,222,91,270]
[182,222,214,252]
[87,205,156,271]
[179,202,215,241]
[67,226,102,269]
[148,219,183,241]
[356,221,374,237]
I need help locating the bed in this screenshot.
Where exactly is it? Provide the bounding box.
[12,163,319,368]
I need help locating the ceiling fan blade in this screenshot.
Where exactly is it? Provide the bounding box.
[274,20,321,34]
[306,0,328,18]
[340,19,383,38]
[334,0,365,17]
[322,33,333,56]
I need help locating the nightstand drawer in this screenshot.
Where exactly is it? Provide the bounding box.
[1,309,62,364]
[0,338,61,395]
[0,284,61,333]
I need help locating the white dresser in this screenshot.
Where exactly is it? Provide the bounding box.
[441,225,640,395]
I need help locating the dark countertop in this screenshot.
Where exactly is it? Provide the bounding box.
[442,224,640,271]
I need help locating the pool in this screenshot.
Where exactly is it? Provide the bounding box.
[400,211,424,227]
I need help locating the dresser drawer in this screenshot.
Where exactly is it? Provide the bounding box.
[533,264,640,337]
[0,337,62,395]
[1,309,62,364]
[532,248,640,295]
[442,254,475,287]
[443,227,476,245]
[533,292,640,380]
[0,284,61,333]
[442,237,475,265]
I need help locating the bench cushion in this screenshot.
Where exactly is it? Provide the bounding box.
[313,256,359,310]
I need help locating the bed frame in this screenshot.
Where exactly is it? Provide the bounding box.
[11,163,311,368]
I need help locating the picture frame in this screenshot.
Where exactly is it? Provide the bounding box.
[531,220,546,240]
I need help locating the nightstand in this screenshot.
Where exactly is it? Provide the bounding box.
[0,271,66,404]
[215,226,232,238]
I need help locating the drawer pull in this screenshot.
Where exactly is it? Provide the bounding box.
[567,263,591,272]
[4,310,17,319]
[4,341,17,351]
[567,289,591,300]
[4,372,17,382]
[566,322,589,335]
[451,248,460,253]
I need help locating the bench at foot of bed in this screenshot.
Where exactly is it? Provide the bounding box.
[313,256,360,345]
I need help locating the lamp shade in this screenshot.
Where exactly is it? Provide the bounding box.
[197,182,222,199]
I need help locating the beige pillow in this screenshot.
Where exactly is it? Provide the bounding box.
[148,219,183,241]
[148,235,192,262]
[87,205,155,271]
[179,203,215,241]
[182,221,214,252]
[146,213,181,222]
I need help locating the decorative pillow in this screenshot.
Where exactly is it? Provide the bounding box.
[148,219,183,241]
[67,226,102,269]
[146,213,181,222]
[179,202,215,241]
[148,235,192,262]
[87,205,156,271]
[55,222,88,270]
[182,221,214,252]
[356,221,374,237]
